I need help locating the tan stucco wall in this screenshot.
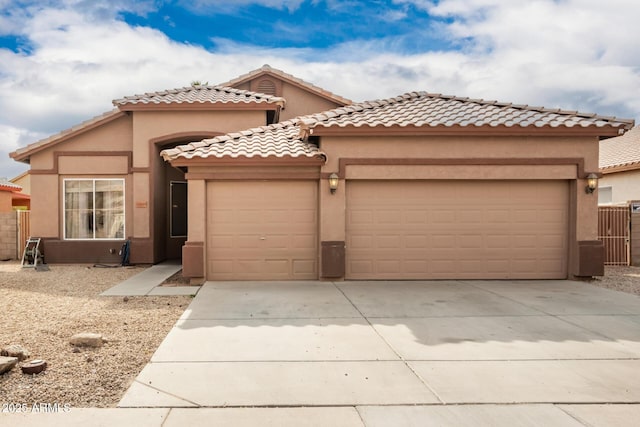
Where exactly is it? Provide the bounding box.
[27,115,132,240]
[132,110,265,168]
[279,83,343,121]
[231,77,345,120]
[131,109,267,255]
[0,192,13,213]
[599,169,640,205]
[30,174,58,237]
[27,109,267,257]
[11,173,30,195]
[29,115,133,170]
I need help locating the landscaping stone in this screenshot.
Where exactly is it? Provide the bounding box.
[1,344,30,361]
[0,356,18,374]
[69,332,104,348]
[21,359,47,374]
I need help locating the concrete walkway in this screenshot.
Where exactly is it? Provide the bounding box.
[4,279,640,425]
[99,260,201,296]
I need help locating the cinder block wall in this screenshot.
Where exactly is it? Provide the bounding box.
[0,212,17,260]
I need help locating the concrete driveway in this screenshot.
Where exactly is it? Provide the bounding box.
[119,280,640,426]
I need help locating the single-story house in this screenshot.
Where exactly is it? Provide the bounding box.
[10,65,635,281]
[599,126,640,205]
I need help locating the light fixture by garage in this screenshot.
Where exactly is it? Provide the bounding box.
[585,173,598,194]
[329,173,339,194]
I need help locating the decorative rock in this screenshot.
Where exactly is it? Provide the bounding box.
[21,359,47,374]
[69,333,104,348]
[1,344,30,361]
[0,356,18,375]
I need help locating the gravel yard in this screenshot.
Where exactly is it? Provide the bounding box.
[590,265,640,296]
[0,262,190,408]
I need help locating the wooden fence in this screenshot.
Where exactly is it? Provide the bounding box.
[17,210,30,260]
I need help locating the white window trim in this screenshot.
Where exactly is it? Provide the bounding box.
[63,178,125,241]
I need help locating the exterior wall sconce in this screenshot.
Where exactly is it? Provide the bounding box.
[329,173,339,194]
[585,173,598,194]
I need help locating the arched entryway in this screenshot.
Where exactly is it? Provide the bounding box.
[152,133,220,261]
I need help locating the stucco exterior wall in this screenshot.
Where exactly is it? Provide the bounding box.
[0,192,13,213]
[29,115,132,170]
[130,109,267,263]
[232,76,346,120]
[599,169,640,205]
[30,174,58,237]
[11,173,30,195]
[25,108,269,263]
[279,83,343,121]
[131,111,265,168]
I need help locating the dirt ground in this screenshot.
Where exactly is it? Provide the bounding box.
[0,262,190,408]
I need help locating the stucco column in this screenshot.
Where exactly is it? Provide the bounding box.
[182,179,206,280]
[571,176,604,277]
[319,173,346,278]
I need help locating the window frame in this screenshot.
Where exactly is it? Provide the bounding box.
[63,178,125,240]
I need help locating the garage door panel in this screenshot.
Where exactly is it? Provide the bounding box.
[405,235,428,248]
[206,181,318,280]
[292,259,316,274]
[346,180,568,280]
[209,235,234,249]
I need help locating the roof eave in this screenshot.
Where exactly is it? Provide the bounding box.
[116,102,283,112]
[167,155,325,168]
[310,124,632,137]
[600,162,640,174]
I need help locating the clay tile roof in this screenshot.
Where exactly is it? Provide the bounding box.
[302,92,634,131]
[0,180,22,192]
[600,126,640,171]
[113,85,285,109]
[161,119,325,161]
[220,64,352,106]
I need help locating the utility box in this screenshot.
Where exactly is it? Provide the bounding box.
[321,241,345,278]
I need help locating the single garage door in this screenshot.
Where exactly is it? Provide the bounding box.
[346,180,568,280]
[207,181,318,280]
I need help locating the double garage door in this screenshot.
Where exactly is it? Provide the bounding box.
[205,180,568,280]
[346,180,568,280]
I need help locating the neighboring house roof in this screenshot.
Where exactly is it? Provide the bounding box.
[113,85,285,111]
[165,91,634,163]
[0,180,22,192]
[301,92,634,134]
[600,126,640,173]
[220,64,353,106]
[10,170,29,183]
[161,119,325,161]
[10,109,126,163]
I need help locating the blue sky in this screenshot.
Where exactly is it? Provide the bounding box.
[120,1,451,54]
[1,0,640,178]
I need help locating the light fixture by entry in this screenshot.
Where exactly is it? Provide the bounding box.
[329,173,339,194]
[585,173,598,194]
